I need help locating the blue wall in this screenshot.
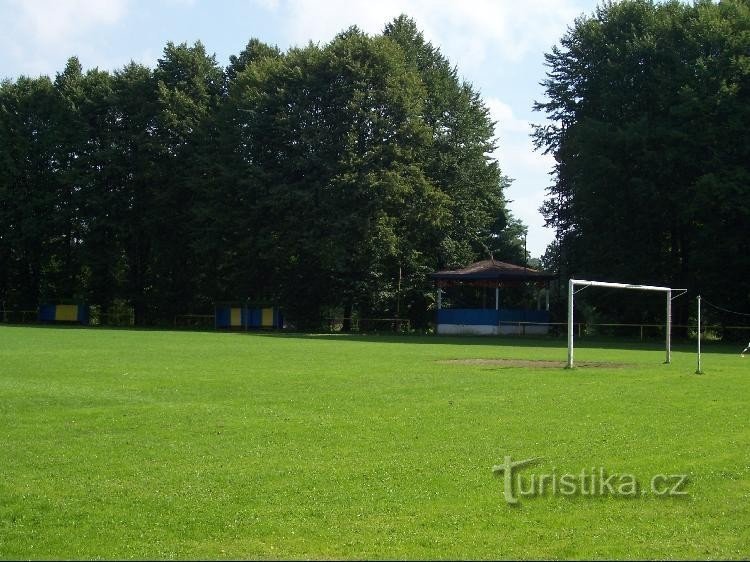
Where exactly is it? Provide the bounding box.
[38,304,56,322]
[437,308,549,326]
[215,307,230,328]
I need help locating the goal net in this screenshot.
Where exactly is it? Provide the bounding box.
[567,279,686,368]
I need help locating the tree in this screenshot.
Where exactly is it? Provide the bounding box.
[384,16,512,269]
[225,38,281,84]
[1,18,520,330]
[224,28,446,328]
[0,75,66,308]
[148,41,224,321]
[56,62,127,314]
[384,15,518,327]
[106,62,160,324]
[534,0,750,326]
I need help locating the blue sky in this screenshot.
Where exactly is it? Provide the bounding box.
[0,0,602,257]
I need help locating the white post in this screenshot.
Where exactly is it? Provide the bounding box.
[567,278,574,369]
[495,287,499,311]
[696,295,703,374]
[666,290,672,364]
[437,288,442,310]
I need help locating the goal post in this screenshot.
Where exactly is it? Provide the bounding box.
[567,279,686,369]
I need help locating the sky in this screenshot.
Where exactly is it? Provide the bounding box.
[0,0,603,257]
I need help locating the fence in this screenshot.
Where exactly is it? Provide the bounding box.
[89,310,135,327]
[173,314,216,329]
[2,310,746,340]
[0,310,38,324]
[492,321,750,340]
[325,317,410,333]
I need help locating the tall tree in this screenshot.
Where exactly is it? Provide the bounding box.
[188,38,282,309]
[225,28,447,327]
[0,75,65,308]
[108,62,160,324]
[534,0,750,325]
[1,19,519,329]
[149,41,224,321]
[384,16,512,264]
[384,15,516,326]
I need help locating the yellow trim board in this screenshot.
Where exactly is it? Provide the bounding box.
[261,307,274,327]
[56,304,78,322]
[230,307,242,327]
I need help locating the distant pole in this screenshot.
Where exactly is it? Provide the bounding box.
[567,278,574,369]
[524,231,528,266]
[396,265,402,319]
[696,295,703,374]
[665,290,672,364]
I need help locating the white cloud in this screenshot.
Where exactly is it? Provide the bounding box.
[486,96,552,179]
[252,0,582,67]
[486,97,556,256]
[251,0,280,10]
[9,0,128,45]
[1,0,129,77]
[486,97,531,135]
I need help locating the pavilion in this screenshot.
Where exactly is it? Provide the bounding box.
[430,259,556,335]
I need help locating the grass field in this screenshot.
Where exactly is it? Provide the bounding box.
[0,325,748,559]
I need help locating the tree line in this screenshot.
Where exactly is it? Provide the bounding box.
[535,0,750,331]
[0,16,526,328]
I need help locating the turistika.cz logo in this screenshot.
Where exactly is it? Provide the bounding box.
[492,455,689,505]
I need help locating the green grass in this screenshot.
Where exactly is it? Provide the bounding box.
[0,326,748,559]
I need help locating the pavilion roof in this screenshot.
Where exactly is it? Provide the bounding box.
[430,259,556,284]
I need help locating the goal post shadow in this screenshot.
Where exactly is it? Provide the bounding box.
[566,279,687,369]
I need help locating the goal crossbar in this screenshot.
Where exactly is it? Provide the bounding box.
[567,279,686,368]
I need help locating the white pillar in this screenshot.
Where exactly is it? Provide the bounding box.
[696,295,703,374]
[665,290,672,364]
[567,279,574,369]
[437,287,442,310]
[495,287,499,310]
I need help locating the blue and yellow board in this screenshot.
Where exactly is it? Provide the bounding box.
[215,306,283,330]
[39,304,89,325]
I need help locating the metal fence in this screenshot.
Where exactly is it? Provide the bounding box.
[89,310,135,327]
[0,310,38,324]
[325,317,411,333]
[2,309,747,341]
[173,314,216,329]
[494,321,750,340]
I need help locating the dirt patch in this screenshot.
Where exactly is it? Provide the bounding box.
[437,358,628,368]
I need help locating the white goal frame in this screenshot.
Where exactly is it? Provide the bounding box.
[567,279,686,368]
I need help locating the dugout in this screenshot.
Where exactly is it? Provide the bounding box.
[38,303,89,325]
[430,259,556,335]
[214,304,283,330]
